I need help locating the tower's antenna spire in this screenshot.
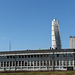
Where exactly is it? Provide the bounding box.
[9,41,11,51]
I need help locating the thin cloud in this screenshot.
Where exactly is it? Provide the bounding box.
[2,37,7,40]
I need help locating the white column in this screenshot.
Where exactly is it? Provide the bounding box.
[59,60,60,69]
[24,61,25,66]
[11,61,13,67]
[9,62,10,70]
[3,62,4,70]
[73,60,74,66]
[29,61,31,66]
[36,61,37,66]
[55,60,57,66]
[21,61,22,70]
[46,60,47,70]
[0,62,1,67]
[49,60,50,66]
[42,61,44,66]
[62,61,63,66]
[33,61,34,70]
[39,61,41,69]
[18,61,19,67]
[59,60,60,66]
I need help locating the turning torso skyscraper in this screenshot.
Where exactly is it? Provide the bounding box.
[52,19,61,49]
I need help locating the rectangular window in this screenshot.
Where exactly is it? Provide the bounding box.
[44,55,46,57]
[52,54,55,57]
[44,61,46,66]
[19,61,21,66]
[7,56,9,58]
[70,54,73,57]
[47,60,49,66]
[63,60,66,66]
[10,56,12,58]
[37,55,39,58]
[13,56,15,58]
[50,54,52,57]
[1,62,3,67]
[47,55,49,57]
[7,62,9,67]
[67,60,69,66]
[37,61,39,66]
[22,55,24,58]
[16,61,18,66]
[28,61,30,66]
[60,60,62,66]
[57,54,59,57]
[25,61,27,66]
[28,55,30,58]
[34,61,36,66]
[54,60,56,66]
[13,61,15,66]
[4,62,6,67]
[67,54,69,57]
[22,61,24,66]
[34,55,36,58]
[10,61,12,67]
[25,55,27,58]
[57,60,59,66]
[71,60,73,66]
[31,55,33,58]
[40,55,42,57]
[63,54,66,57]
[50,60,52,66]
[31,61,33,66]
[60,54,62,57]
[40,61,42,66]
[19,55,21,58]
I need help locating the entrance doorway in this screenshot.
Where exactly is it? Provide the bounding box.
[67,67,73,70]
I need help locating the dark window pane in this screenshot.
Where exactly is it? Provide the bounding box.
[19,55,21,58]
[28,55,30,58]
[34,55,36,58]
[25,55,27,58]
[7,56,9,58]
[31,55,33,58]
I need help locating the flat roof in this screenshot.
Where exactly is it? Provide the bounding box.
[0,49,74,55]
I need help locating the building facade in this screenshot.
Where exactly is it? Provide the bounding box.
[0,49,74,71]
[70,36,75,49]
[52,19,61,49]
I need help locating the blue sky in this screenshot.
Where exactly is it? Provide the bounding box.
[0,0,75,51]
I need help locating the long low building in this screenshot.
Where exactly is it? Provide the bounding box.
[0,49,75,71]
